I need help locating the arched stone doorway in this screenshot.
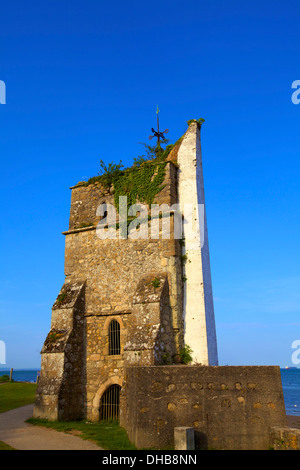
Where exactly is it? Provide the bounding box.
[92,376,123,422]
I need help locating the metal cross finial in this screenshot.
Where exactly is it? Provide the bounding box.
[149,105,169,146]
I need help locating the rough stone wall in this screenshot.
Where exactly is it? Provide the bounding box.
[124,274,176,367]
[64,230,181,319]
[120,365,287,450]
[63,160,182,328]
[63,230,182,419]
[85,313,129,421]
[85,274,177,421]
[35,158,185,422]
[68,161,178,231]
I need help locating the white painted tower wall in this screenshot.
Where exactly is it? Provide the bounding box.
[177,120,218,366]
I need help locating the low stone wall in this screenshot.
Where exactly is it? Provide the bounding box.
[120,365,287,450]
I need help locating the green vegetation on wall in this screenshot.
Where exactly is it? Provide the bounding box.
[186,118,205,127]
[79,141,174,213]
[179,345,193,364]
[78,119,204,214]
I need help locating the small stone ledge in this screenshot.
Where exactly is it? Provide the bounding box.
[52,281,85,310]
[85,310,131,317]
[62,225,96,236]
[41,329,70,353]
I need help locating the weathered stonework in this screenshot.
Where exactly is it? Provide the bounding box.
[34,119,290,450]
[124,274,176,366]
[33,281,86,421]
[85,313,128,421]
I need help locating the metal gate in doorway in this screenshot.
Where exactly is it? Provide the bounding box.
[99,384,121,421]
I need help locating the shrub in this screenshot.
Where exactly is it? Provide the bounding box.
[179,345,193,365]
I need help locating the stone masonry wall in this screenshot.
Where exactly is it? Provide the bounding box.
[85,313,129,421]
[33,282,86,421]
[34,157,184,422]
[60,160,183,421]
[68,161,178,231]
[124,274,176,367]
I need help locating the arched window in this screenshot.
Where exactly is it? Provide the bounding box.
[99,384,121,421]
[109,320,121,355]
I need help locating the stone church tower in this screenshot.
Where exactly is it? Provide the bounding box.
[33,119,218,421]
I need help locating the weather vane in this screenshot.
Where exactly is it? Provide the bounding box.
[149,105,169,146]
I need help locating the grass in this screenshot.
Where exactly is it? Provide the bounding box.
[0,382,37,413]
[0,441,15,450]
[26,418,137,450]
[0,382,135,450]
[0,375,10,383]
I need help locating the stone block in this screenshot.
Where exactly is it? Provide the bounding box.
[174,427,195,450]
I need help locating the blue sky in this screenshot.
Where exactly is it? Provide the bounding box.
[0,0,299,368]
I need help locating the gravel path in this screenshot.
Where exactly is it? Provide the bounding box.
[0,404,102,450]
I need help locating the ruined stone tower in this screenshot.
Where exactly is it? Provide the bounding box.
[33,119,288,450]
[33,119,218,422]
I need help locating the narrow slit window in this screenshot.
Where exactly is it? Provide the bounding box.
[109,320,121,355]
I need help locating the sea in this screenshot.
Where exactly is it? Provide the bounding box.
[1,368,299,416]
[280,368,300,416]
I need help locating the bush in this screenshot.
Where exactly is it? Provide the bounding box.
[0,375,10,383]
[179,345,193,365]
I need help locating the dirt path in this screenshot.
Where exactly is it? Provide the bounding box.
[0,404,102,450]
